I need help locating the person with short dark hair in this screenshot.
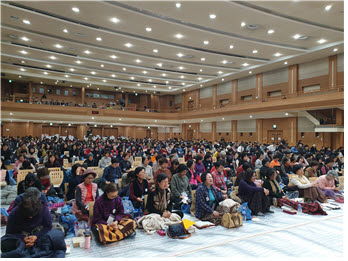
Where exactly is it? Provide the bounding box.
[102,157,122,185]
[305,161,320,178]
[154,157,172,184]
[202,154,213,173]
[255,153,264,170]
[321,158,334,176]
[67,164,85,201]
[120,152,132,173]
[186,159,201,190]
[142,156,153,183]
[98,150,111,169]
[169,159,180,176]
[194,155,205,176]
[84,153,96,167]
[262,168,287,206]
[170,164,192,209]
[129,167,149,209]
[211,161,228,197]
[260,159,270,180]
[234,162,252,187]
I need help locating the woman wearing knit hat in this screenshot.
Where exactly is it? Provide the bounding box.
[314,170,342,198]
[290,165,327,203]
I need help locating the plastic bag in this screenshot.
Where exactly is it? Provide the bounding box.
[238,202,252,220]
[181,204,191,214]
[60,214,77,234]
[74,220,88,237]
[121,196,134,217]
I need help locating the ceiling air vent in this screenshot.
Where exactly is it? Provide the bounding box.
[8,34,18,39]
[298,36,309,40]
[10,16,19,20]
[183,55,194,59]
[247,24,259,30]
[74,32,84,37]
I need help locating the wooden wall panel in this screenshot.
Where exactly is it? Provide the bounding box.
[298,75,329,92]
[61,126,77,137]
[104,128,119,137]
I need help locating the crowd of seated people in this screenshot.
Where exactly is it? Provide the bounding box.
[0,135,344,255]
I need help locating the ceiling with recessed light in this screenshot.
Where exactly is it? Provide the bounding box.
[1,0,344,94]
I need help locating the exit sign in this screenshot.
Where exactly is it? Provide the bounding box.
[92,111,99,114]
[273,125,277,129]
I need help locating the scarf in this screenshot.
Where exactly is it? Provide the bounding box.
[293,174,309,184]
[157,188,168,214]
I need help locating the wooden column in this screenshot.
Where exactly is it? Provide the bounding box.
[101,126,105,137]
[28,82,33,103]
[212,85,217,109]
[232,80,237,105]
[256,73,263,100]
[81,87,85,104]
[25,122,34,136]
[329,55,338,89]
[125,93,129,108]
[76,125,86,140]
[289,117,298,147]
[181,94,185,112]
[336,109,344,126]
[58,125,62,136]
[232,120,237,142]
[195,89,200,109]
[212,121,216,142]
[256,119,264,143]
[169,127,174,139]
[288,65,298,96]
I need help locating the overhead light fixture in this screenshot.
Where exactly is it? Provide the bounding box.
[84,77,89,80]
[198,77,202,80]
[177,53,184,57]
[268,29,274,34]
[153,85,157,88]
[274,53,282,57]
[20,50,28,54]
[183,89,186,92]
[175,33,183,39]
[18,76,22,78]
[100,64,104,67]
[229,45,234,49]
[242,63,249,66]
[111,74,116,78]
[250,115,253,118]
[49,56,57,60]
[178,66,184,70]
[123,68,126,71]
[325,5,332,11]
[222,60,228,64]
[23,19,31,24]
[130,76,135,80]
[46,64,52,68]
[252,50,258,54]
[162,73,166,77]
[68,123,72,126]
[199,69,203,72]
[110,125,113,128]
[176,3,181,8]
[91,71,96,75]
[241,22,246,27]
[285,113,289,116]
[21,36,29,41]
[201,57,206,61]
[153,49,158,53]
[21,61,25,63]
[222,79,224,81]
[135,59,142,63]
[20,68,26,71]
[69,68,75,72]
[180,75,185,79]
[55,44,63,48]
[65,75,69,78]
[166,81,169,84]
[110,55,117,59]
[249,71,252,74]
[142,71,147,74]
[43,72,48,75]
[63,29,68,33]
[84,50,91,54]
[125,43,133,48]
[102,80,107,82]
[72,7,80,12]
[209,14,216,19]
[222,118,225,120]
[284,61,288,65]
[157,63,162,67]
[146,27,152,32]
[333,48,338,52]
[111,17,120,23]
[75,60,81,64]
[96,37,102,41]
[148,79,152,82]
[218,71,223,74]
[97,88,100,90]
[137,83,141,86]
[203,40,209,45]
[50,123,53,126]
[293,34,301,39]
[317,39,327,44]
[169,87,172,89]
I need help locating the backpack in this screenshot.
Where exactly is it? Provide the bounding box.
[121,197,134,218]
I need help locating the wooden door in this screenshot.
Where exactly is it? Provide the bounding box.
[187,129,193,140]
[146,129,151,137]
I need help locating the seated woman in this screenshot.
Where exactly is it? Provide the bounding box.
[66,164,85,201]
[314,170,342,198]
[195,173,226,225]
[186,159,201,190]
[211,161,228,197]
[98,150,111,169]
[238,169,272,216]
[129,167,149,209]
[44,154,61,169]
[92,183,136,242]
[37,167,64,199]
[145,173,183,218]
[1,187,58,253]
[262,168,287,206]
[84,153,96,167]
[170,164,192,209]
[290,164,327,203]
[19,160,36,173]
[305,161,320,178]
[71,169,99,221]
[169,159,179,176]
[194,155,206,177]
[13,154,26,177]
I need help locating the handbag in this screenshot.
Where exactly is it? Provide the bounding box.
[167,222,193,239]
[221,212,243,228]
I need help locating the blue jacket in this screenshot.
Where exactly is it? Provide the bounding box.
[102,165,122,183]
[195,183,223,219]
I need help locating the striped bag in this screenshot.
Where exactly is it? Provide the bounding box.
[96,218,137,244]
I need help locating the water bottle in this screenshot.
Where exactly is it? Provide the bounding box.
[297,203,302,215]
[242,210,246,221]
[84,226,91,249]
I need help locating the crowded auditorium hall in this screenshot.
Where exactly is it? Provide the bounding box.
[0,0,345,259]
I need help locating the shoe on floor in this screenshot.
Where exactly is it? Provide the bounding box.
[256,212,265,216]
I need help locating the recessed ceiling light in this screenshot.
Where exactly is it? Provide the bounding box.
[119,118,122,120]
[252,50,258,54]
[49,56,57,60]
[135,59,142,63]
[69,68,75,72]
[181,83,185,85]
[91,71,96,75]
[250,115,253,118]
[123,68,126,71]
[274,52,282,57]
[46,64,52,68]
[145,90,147,93]
[102,80,107,82]
[178,66,184,70]
[110,55,117,59]
[222,118,225,120]
[166,81,169,84]
[177,53,184,57]
[176,3,181,8]
[153,85,157,88]
[63,28,68,33]
[111,17,120,23]
[55,44,63,48]
[218,71,223,74]
[146,27,152,32]
[65,75,69,78]
[75,60,81,64]
[169,87,172,89]
[201,57,206,61]
[137,83,141,86]
[284,61,288,65]
[43,72,48,75]
[203,40,209,45]
[199,69,203,72]
[100,64,104,67]
[130,76,135,80]
[142,70,147,74]
[285,113,289,116]
[222,60,228,64]
[97,88,100,90]
[183,89,186,92]
[325,5,332,11]
[242,63,249,66]
[111,74,116,78]
[333,48,338,52]
[201,119,203,122]
[209,14,216,19]
[23,19,31,24]
[20,68,26,71]
[21,36,29,41]
[229,45,234,49]
[162,73,166,77]
[18,76,22,78]
[96,37,102,41]
[268,29,274,34]
[72,7,80,12]
[21,60,25,63]
[222,79,224,81]
[125,43,133,48]
[84,50,91,54]
[198,77,202,80]
[241,22,246,27]
[175,33,183,39]
[148,79,152,82]
[153,49,158,53]
[180,75,185,79]
[293,34,301,39]
[157,63,162,67]
[20,50,28,54]
[317,39,327,44]
[84,77,89,80]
